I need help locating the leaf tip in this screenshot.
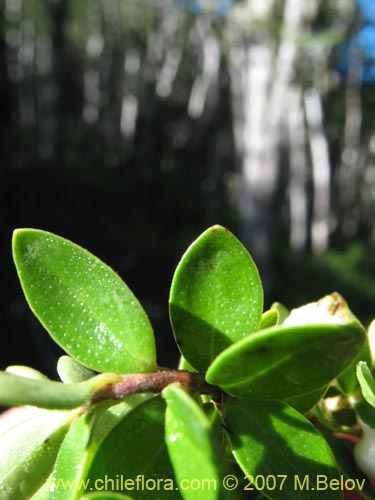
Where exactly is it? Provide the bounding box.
[12,227,25,251]
[209,224,226,232]
[12,228,42,259]
[12,227,34,243]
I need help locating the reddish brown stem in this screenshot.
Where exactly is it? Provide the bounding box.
[91,370,220,404]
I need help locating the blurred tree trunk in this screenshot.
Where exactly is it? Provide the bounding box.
[229,0,304,290]
[39,0,68,159]
[337,83,362,239]
[287,86,308,253]
[304,88,331,255]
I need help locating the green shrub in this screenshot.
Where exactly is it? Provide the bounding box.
[0,226,374,500]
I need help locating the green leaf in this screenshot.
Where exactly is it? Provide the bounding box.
[224,399,341,500]
[369,319,375,365]
[177,356,196,372]
[206,322,365,400]
[0,371,95,409]
[12,229,156,374]
[163,383,221,500]
[0,408,74,500]
[87,397,180,499]
[50,395,150,500]
[57,356,96,383]
[259,309,278,330]
[356,362,375,409]
[50,409,95,500]
[337,341,372,395]
[355,402,375,431]
[284,385,328,414]
[270,302,290,325]
[29,476,51,500]
[169,225,263,372]
[5,365,48,380]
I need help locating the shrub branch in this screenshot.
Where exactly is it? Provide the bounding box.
[91,370,221,403]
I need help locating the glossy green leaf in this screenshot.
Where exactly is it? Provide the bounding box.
[29,476,51,500]
[57,356,96,384]
[0,371,95,409]
[357,362,375,409]
[80,494,133,500]
[5,365,48,380]
[87,397,180,499]
[0,408,74,500]
[337,341,372,395]
[169,225,263,371]
[163,383,221,500]
[13,229,156,374]
[206,322,365,400]
[177,356,196,372]
[51,395,150,500]
[355,402,375,431]
[369,319,375,365]
[225,399,341,500]
[259,309,278,330]
[0,407,45,438]
[270,302,290,324]
[50,409,95,500]
[284,385,328,414]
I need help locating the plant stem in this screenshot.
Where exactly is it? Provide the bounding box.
[91,370,221,403]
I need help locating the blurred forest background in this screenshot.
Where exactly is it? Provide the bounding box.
[0,0,374,376]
